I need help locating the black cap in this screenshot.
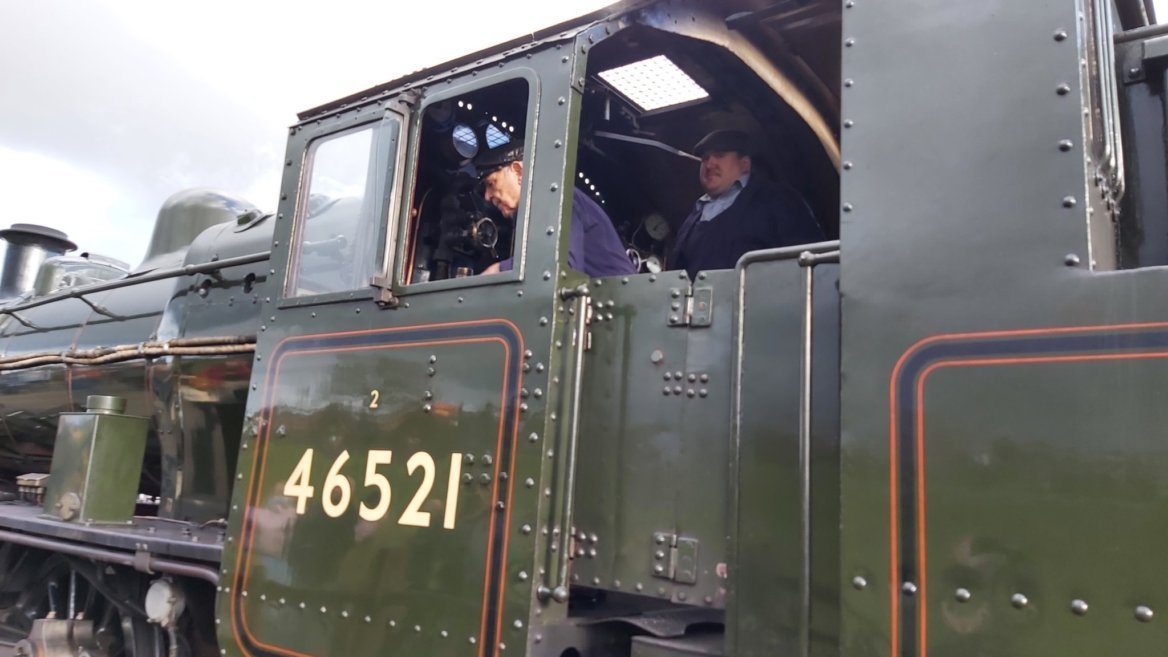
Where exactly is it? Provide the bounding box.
[693,129,752,157]
[475,141,524,180]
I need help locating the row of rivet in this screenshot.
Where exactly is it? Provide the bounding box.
[839,4,1085,268]
[853,577,1153,621]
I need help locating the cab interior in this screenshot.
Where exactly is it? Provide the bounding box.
[401,4,841,280]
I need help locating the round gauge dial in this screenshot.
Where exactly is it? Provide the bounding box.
[644,213,670,241]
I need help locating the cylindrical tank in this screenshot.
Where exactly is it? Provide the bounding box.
[0,224,77,300]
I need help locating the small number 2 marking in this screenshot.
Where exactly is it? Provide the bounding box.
[369,390,380,409]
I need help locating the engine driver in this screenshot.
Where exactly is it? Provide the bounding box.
[476,142,634,277]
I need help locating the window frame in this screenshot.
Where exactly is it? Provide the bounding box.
[391,67,541,297]
[280,109,405,307]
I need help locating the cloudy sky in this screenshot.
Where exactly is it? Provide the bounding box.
[0,0,1162,267]
[0,0,612,267]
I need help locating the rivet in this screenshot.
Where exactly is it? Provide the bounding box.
[1011,593,1029,609]
[341,611,349,618]
[554,140,563,148]
[423,403,432,413]
[686,389,696,398]
[519,571,529,581]
[1056,83,1071,95]
[955,588,971,603]
[842,161,853,170]
[320,606,327,614]
[415,625,422,633]
[521,524,532,534]
[845,0,854,6]
[663,387,672,396]
[843,203,854,212]
[844,119,854,128]
[1071,599,1089,616]
[1058,139,1074,152]
[441,630,449,638]
[514,620,524,629]
[1062,196,1077,208]
[845,38,855,47]
[655,534,666,545]
[654,564,665,575]
[1064,253,1081,266]
[365,616,371,623]
[546,227,555,235]
[558,97,566,105]
[901,582,917,596]
[529,433,539,442]
[1054,29,1068,41]
[1136,605,1154,622]
[852,576,867,590]
[636,583,644,591]
[699,389,708,397]
[844,79,854,87]
[550,183,559,192]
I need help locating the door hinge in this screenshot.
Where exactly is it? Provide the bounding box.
[650,532,700,584]
[666,286,714,328]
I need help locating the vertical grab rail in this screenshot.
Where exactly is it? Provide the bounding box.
[1092,0,1126,198]
[538,285,590,603]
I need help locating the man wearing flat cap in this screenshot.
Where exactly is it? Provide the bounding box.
[476,141,634,277]
[671,129,824,279]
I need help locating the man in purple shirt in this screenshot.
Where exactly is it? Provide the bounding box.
[476,142,634,277]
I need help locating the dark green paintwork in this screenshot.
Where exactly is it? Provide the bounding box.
[43,404,149,524]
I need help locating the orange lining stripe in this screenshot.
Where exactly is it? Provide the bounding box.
[232,318,524,657]
[890,318,1168,657]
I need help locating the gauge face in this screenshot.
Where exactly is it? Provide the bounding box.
[473,217,498,249]
[644,213,670,241]
[452,124,479,159]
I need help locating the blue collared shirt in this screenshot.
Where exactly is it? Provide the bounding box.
[697,172,751,222]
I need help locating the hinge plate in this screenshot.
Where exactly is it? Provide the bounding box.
[666,286,713,328]
[650,532,699,583]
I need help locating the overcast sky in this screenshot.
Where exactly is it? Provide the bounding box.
[0,0,613,267]
[0,0,1163,267]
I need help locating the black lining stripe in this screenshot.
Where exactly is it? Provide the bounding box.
[232,321,523,657]
[892,327,1168,657]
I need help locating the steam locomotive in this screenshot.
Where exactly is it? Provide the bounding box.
[1,0,1166,656]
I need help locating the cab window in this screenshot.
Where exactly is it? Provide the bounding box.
[402,77,531,284]
[286,120,398,297]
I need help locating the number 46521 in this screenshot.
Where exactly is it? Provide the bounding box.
[283,449,463,529]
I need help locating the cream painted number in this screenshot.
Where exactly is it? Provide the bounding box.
[282,450,464,528]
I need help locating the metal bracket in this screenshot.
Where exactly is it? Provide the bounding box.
[650,532,699,584]
[369,274,400,309]
[666,286,714,328]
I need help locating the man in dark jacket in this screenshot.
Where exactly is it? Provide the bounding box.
[477,141,634,278]
[670,129,824,279]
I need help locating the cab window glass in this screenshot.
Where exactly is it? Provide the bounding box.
[287,121,394,297]
[403,78,530,283]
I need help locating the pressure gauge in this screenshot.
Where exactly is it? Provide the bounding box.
[644,213,670,241]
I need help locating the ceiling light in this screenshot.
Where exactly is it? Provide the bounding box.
[597,55,708,113]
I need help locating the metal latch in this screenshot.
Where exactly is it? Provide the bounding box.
[651,532,700,584]
[666,286,714,328]
[369,274,400,309]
